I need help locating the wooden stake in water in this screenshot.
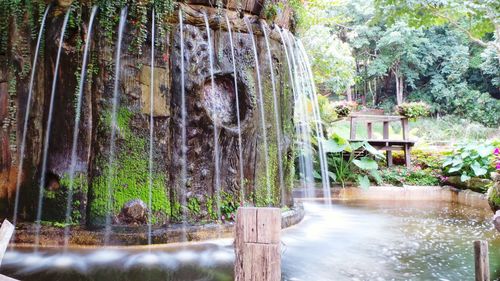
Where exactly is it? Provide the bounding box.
[474,240,490,281]
[0,220,14,267]
[234,207,281,281]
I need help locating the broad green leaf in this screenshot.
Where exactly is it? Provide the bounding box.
[313,170,322,179]
[370,170,383,184]
[460,173,471,182]
[353,157,379,170]
[322,139,348,153]
[471,161,487,177]
[357,175,370,190]
[350,141,365,151]
[363,142,383,158]
[448,164,463,173]
[328,171,337,181]
[478,146,493,158]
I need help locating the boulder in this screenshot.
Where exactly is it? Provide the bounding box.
[118,199,148,225]
[494,211,500,233]
[488,172,500,214]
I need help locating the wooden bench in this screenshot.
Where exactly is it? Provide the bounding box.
[349,114,415,167]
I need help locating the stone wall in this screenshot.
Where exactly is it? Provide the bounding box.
[3,1,296,227]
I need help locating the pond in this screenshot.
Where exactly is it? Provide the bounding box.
[2,200,499,281]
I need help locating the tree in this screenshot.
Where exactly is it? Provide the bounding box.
[369,22,428,104]
[302,25,356,96]
[375,0,500,61]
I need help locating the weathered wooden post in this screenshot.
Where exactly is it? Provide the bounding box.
[0,220,14,267]
[234,207,281,281]
[474,240,490,281]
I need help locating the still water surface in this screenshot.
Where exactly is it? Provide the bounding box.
[2,200,499,280]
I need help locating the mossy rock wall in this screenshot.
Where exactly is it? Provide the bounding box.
[1,1,296,226]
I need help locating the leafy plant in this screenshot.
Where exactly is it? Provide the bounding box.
[380,167,440,186]
[443,142,496,182]
[395,102,430,120]
[330,101,358,118]
[321,133,383,188]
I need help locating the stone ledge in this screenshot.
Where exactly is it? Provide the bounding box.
[12,204,304,247]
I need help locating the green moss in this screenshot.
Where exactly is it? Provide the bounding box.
[89,107,170,225]
[187,197,200,217]
[489,185,500,207]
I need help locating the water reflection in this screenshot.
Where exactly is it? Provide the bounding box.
[2,201,499,281]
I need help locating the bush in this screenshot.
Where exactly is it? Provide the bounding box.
[395,102,430,119]
[442,142,497,182]
[331,101,358,118]
[380,167,440,186]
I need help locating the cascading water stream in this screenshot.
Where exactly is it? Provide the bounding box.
[296,39,331,202]
[261,22,285,206]
[34,8,72,251]
[244,18,272,204]
[147,8,155,247]
[178,9,188,242]
[277,28,307,196]
[224,14,246,203]
[63,5,98,250]
[202,12,222,218]
[104,7,128,246]
[11,3,51,235]
[283,32,315,198]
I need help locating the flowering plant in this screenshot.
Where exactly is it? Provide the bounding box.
[395,102,430,120]
[331,101,358,118]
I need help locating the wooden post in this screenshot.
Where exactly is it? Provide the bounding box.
[383,121,392,167]
[401,118,409,140]
[235,207,281,281]
[349,117,357,139]
[474,240,490,281]
[0,220,14,267]
[367,122,373,139]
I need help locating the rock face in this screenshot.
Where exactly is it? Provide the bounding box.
[118,199,148,225]
[488,173,500,212]
[2,1,296,226]
[493,210,500,232]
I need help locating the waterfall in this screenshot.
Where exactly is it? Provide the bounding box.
[34,8,72,251]
[296,39,331,201]
[178,8,188,242]
[104,7,128,245]
[203,12,222,217]
[147,8,155,247]
[261,22,285,206]
[277,28,306,196]
[244,18,272,205]
[63,5,98,250]
[283,31,315,198]
[12,3,52,234]
[225,14,246,204]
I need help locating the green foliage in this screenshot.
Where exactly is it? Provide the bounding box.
[380,167,440,186]
[395,102,430,119]
[302,25,356,95]
[187,197,200,217]
[443,142,497,182]
[262,1,284,22]
[330,101,357,118]
[320,133,383,187]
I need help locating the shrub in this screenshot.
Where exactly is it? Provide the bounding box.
[331,101,358,118]
[380,167,440,186]
[321,133,384,188]
[395,102,430,120]
[442,142,497,182]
